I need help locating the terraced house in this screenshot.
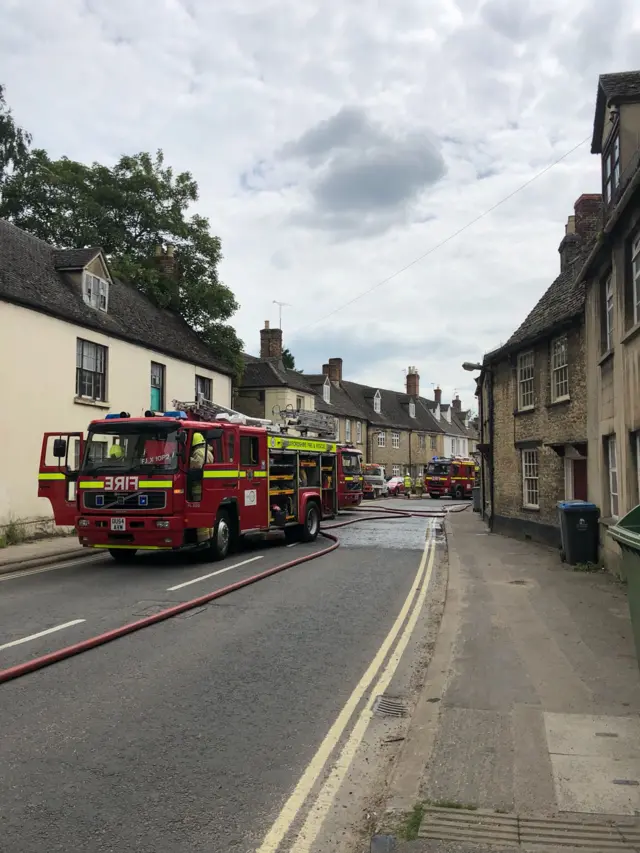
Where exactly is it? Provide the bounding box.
[475,194,599,545]
[578,71,640,573]
[0,221,233,538]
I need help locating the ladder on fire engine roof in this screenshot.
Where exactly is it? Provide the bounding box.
[172,397,337,439]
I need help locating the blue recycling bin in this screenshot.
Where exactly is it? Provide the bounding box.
[557,500,600,565]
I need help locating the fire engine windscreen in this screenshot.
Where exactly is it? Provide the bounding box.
[81,425,180,474]
[341,452,362,474]
[427,461,451,476]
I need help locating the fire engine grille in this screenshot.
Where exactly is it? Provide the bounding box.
[347,480,362,491]
[83,491,167,510]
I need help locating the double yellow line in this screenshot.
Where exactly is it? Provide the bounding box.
[257,525,437,853]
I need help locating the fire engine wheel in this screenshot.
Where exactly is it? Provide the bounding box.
[208,511,232,561]
[453,486,464,499]
[108,548,138,563]
[300,502,320,542]
[429,493,440,499]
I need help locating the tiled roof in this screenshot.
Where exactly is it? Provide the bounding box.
[240,357,316,394]
[592,71,640,153]
[341,381,449,434]
[486,241,594,359]
[305,374,369,420]
[53,248,102,270]
[0,219,233,375]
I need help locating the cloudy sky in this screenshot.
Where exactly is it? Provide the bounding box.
[2,0,639,408]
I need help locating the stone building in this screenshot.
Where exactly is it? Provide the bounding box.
[475,195,599,545]
[578,71,640,573]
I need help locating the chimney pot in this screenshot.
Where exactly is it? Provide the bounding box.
[264,320,270,330]
[406,366,420,398]
[452,395,461,412]
[434,386,442,405]
[322,364,331,377]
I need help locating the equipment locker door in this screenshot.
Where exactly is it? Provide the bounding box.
[239,432,268,530]
[38,432,84,526]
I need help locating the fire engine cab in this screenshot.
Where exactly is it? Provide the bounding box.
[37,400,362,563]
[425,456,476,500]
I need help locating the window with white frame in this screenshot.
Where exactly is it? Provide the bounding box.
[76,338,107,401]
[377,431,386,448]
[517,351,535,410]
[522,449,539,509]
[431,436,437,450]
[323,380,330,404]
[605,275,614,352]
[373,390,381,414]
[195,374,212,402]
[83,272,109,312]
[296,395,304,411]
[391,431,400,449]
[604,132,621,204]
[417,465,424,478]
[632,234,640,326]
[419,434,426,450]
[345,419,351,442]
[551,335,569,401]
[409,401,415,418]
[356,421,362,444]
[392,465,400,477]
[607,435,619,518]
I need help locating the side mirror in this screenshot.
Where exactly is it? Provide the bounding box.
[205,428,223,440]
[53,438,67,459]
[176,430,188,463]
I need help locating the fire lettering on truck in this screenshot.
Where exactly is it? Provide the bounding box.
[103,475,139,491]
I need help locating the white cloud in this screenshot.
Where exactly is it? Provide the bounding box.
[1,0,639,406]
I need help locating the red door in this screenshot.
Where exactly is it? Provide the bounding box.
[573,459,588,501]
[38,432,84,526]
[238,432,269,531]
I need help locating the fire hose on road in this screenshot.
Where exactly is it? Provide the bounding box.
[0,503,469,685]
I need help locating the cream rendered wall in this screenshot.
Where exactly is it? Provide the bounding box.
[264,388,315,420]
[0,302,232,526]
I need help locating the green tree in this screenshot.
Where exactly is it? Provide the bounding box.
[0,84,32,198]
[1,148,242,372]
[281,347,303,373]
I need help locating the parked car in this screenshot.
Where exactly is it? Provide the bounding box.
[386,476,406,496]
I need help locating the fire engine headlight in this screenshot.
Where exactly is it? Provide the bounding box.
[156,520,170,528]
[77,519,90,528]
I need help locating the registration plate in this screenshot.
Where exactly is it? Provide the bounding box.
[110,517,126,531]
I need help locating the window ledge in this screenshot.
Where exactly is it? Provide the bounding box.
[515,406,535,416]
[522,505,540,512]
[547,396,571,408]
[600,516,618,527]
[599,349,614,366]
[74,397,110,410]
[621,321,640,345]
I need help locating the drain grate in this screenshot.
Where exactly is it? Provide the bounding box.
[372,694,409,718]
[419,807,640,849]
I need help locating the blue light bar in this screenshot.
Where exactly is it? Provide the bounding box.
[105,413,123,420]
[163,410,188,419]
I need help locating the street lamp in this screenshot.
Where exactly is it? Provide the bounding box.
[462,361,483,372]
[460,360,492,525]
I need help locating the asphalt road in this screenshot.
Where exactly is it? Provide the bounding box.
[0,500,448,853]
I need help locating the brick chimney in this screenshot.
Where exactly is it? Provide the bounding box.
[452,394,461,412]
[328,357,342,382]
[406,366,419,398]
[558,194,602,273]
[260,320,283,359]
[155,244,177,279]
[322,364,331,377]
[434,386,442,405]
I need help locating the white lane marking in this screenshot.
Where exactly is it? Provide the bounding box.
[0,556,101,583]
[289,530,437,851]
[286,542,299,548]
[256,531,435,853]
[166,556,263,592]
[0,619,86,652]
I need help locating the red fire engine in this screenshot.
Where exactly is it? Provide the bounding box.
[37,401,360,562]
[425,456,476,500]
[337,445,363,509]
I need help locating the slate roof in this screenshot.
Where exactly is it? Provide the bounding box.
[486,241,594,361]
[592,71,640,153]
[305,374,369,420]
[240,357,316,394]
[0,219,233,376]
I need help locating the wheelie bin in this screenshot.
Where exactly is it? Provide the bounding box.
[557,500,600,565]
[609,505,640,672]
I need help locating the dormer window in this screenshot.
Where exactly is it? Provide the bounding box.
[604,130,620,205]
[409,400,416,418]
[373,390,381,414]
[323,378,330,404]
[83,272,109,312]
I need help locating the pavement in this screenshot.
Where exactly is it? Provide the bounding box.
[379,509,640,853]
[0,502,448,853]
[0,533,86,573]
